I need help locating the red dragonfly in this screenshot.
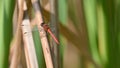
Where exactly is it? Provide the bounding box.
[41,23,59,45]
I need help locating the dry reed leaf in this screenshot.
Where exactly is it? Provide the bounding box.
[9,0,24,68]
[49,0,60,68]
[22,19,38,68]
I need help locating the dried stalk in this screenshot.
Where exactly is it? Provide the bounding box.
[49,0,60,68]
[30,0,53,68]
[9,0,24,68]
[21,1,38,68]
[22,17,39,68]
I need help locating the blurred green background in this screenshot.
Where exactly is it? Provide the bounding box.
[0,0,120,68]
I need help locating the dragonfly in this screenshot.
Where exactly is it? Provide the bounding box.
[41,23,59,44]
[21,20,59,45]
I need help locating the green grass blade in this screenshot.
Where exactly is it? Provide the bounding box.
[32,26,46,68]
[97,4,108,67]
[83,0,101,66]
[0,0,15,68]
[58,0,68,25]
[0,0,4,68]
